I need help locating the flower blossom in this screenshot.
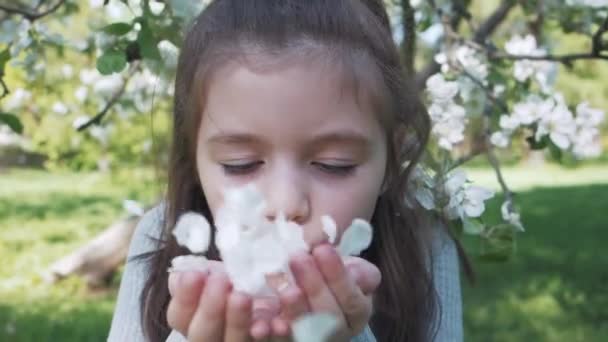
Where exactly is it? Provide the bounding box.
[572,102,605,158]
[501,201,524,232]
[443,169,495,223]
[426,74,468,151]
[405,165,436,210]
[505,35,556,91]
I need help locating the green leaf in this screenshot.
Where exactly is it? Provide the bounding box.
[137,20,161,61]
[449,218,464,237]
[101,22,133,36]
[548,140,563,162]
[96,50,127,75]
[0,112,23,134]
[462,216,485,235]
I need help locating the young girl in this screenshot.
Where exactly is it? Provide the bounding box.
[109,0,463,341]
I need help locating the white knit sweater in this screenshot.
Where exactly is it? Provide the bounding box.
[108,206,463,341]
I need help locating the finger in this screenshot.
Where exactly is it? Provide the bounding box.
[271,286,309,337]
[225,291,253,342]
[249,320,270,340]
[248,295,280,340]
[271,317,291,337]
[279,285,309,321]
[206,260,228,275]
[187,272,232,342]
[166,272,207,335]
[251,295,281,322]
[313,245,373,333]
[342,256,382,295]
[290,252,345,322]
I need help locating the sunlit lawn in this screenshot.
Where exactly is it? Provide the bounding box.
[461,173,608,341]
[0,168,159,342]
[1,165,607,341]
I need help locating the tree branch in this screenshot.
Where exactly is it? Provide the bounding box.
[481,104,514,210]
[592,15,608,55]
[401,0,416,76]
[0,78,9,99]
[77,61,141,131]
[488,51,608,63]
[415,0,516,88]
[446,67,508,174]
[472,0,515,44]
[461,68,509,113]
[0,0,66,21]
[450,148,485,171]
[488,14,608,66]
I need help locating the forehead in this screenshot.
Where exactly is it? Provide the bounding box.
[198,58,387,147]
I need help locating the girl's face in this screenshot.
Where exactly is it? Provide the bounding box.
[196,59,387,246]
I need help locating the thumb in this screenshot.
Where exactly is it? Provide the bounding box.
[343,257,382,295]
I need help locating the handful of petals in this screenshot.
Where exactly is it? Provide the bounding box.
[169,184,373,296]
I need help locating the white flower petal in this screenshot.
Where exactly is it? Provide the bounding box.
[466,186,495,202]
[215,223,240,251]
[337,219,373,256]
[444,169,467,195]
[173,212,211,253]
[123,199,144,217]
[149,1,166,15]
[490,131,510,148]
[550,132,571,149]
[169,255,209,273]
[463,200,485,218]
[321,215,337,244]
[276,213,309,254]
[252,233,287,273]
[414,187,436,210]
[292,313,339,342]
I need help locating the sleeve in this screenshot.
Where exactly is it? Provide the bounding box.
[351,325,377,342]
[107,205,166,342]
[351,221,463,342]
[430,223,464,342]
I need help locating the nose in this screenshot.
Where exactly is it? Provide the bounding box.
[261,165,310,224]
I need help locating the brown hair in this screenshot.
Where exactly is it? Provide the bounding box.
[140,1,439,341]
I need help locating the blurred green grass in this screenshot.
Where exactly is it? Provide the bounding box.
[461,184,608,341]
[1,165,607,341]
[0,168,160,342]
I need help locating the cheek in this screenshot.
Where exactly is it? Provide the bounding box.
[304,173,383,246]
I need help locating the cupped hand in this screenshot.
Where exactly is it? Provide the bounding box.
[166,247,381,341]
[167,261,280,341]
[270,244,381,339]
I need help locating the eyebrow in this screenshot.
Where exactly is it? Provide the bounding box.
[207,130,373,149]
[207,132,264,145]
[309,131,373,149]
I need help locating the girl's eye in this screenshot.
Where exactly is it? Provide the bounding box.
[221,161,263,175]
[313,162,357,176]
